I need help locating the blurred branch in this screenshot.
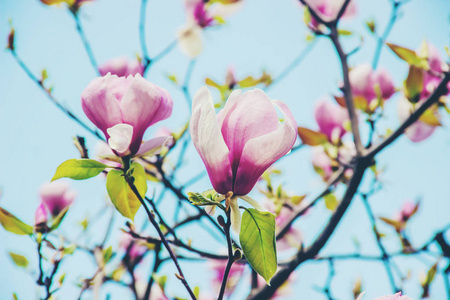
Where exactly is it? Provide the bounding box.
[71,11,100,75]
[9,49,104,141]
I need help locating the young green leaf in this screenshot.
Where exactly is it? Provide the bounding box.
[404,66,424,102]
[52,159,108,181]
[239,208,277,284]
[106,162,147,220]
[0,207,33,235]
[9,252,29,268]
[386,43,429,70]
[50,206,69,231]
[297,127,328,146]
[324,193,338,211]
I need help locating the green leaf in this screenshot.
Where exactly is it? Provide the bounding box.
[324,193,338,211]
[338,29,353,36]
[9,252,28,268]
[103,246,113,264]
[297,127,328,146]
[0,207,33,235]
[106,162,147,220]
[63,244,76,255]
[404,66,424,102]
[50,206,69,231]
[52,159,108,181]
[239,208,277,284]
[366,19,376,33]
[13,293,18,300]
[386,43,429,70]
[187,190,223,208]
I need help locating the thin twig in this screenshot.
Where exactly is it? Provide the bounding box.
[71,11,100,75]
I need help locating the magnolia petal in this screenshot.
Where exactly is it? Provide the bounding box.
[190,87,233,194]
[239,195,266,212]
[136,136,173,157]
[233,100,297,195]
[107,124,134,155]
[230,196,241,234]
[177,23,203,58]
[81,74,123,136]
[120,74,173,154]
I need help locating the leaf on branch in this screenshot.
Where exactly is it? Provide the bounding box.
[187,189,223,207]
[338,29,353,36]
[50,206,69,231]
[404,66,424,102]
[324,193,338,211]
[379,217,402,231]
[0,207,33,235]
[419,106,442,127]
[106,162,147,221]
[297,127,328,146]
[9,252,28,268]
[386,43,429,70]
[366,19,376,33]
[239,208,277,284]
[51,159,108,181]
[103,246,114,264]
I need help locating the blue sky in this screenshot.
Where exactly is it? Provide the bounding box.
[1,0,450,299]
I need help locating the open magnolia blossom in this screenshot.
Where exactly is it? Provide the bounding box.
[81,73,173,158]
[349,63,396,106]
[98,57,144,77]
[40,181,76,217]
[314,99,349,142]
[178,0,243,58]
[190,86,297,232]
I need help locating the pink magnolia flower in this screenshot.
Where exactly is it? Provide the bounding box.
[349,64,396,105]
[303,0,356,30]
[190,87,297,196]
[263,200,302,251]
[81,74,173,157]
[374,292,413,300]
[420,43,450,99]
[394,201,418,223]
[314,99,349,141]
[35,203,48,225]
[98,57,144,77]
[398,97,436,143]
[40,181,76,217]
[209,259,245,295]
[311,146,333,181]
[119,233,147,262]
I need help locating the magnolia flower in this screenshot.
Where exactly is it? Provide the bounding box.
[178,0,243,57]
[349,64,396,105]
[303,0,356,31]
[311,146,333,181]
[393,201,418,223]
[190,87,297,232]
[98,57,144,77]
[35,203,48,225]
[40,181,76,217]
[81,74,173,157]
[209,259,245,295]
[398,97,437,143]
[314,99,349,141]
[119,233,147,264]
[374,292,413,300]
[263,199,303,251]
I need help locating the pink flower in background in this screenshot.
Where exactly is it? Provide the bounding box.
[81,74,173,157]
[34,203,48,225]
[311,146,333,181]
[98,57,144,77]
[303,0,356,30]
[349,64,396,105]
[394,201,418,223]
[209,259,245,295]
[374,292,413,300]
[419,43,450,99]
[263,200,302,251]
[40,181,75,217]
[398,97,437,143]
[190,87,297,196]
[119,233,147,262]
[314,99,349,141]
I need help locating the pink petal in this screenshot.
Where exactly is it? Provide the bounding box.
[220,89,280,175]
[40,181,75,216]
[136,136,173,157]
[233,100,297,195]
[190,86,233,194]
[81,74,123,137]
[314,99,348,140]
[120,74,173,154]
[374,68,395,100]
[398,97,436,143]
